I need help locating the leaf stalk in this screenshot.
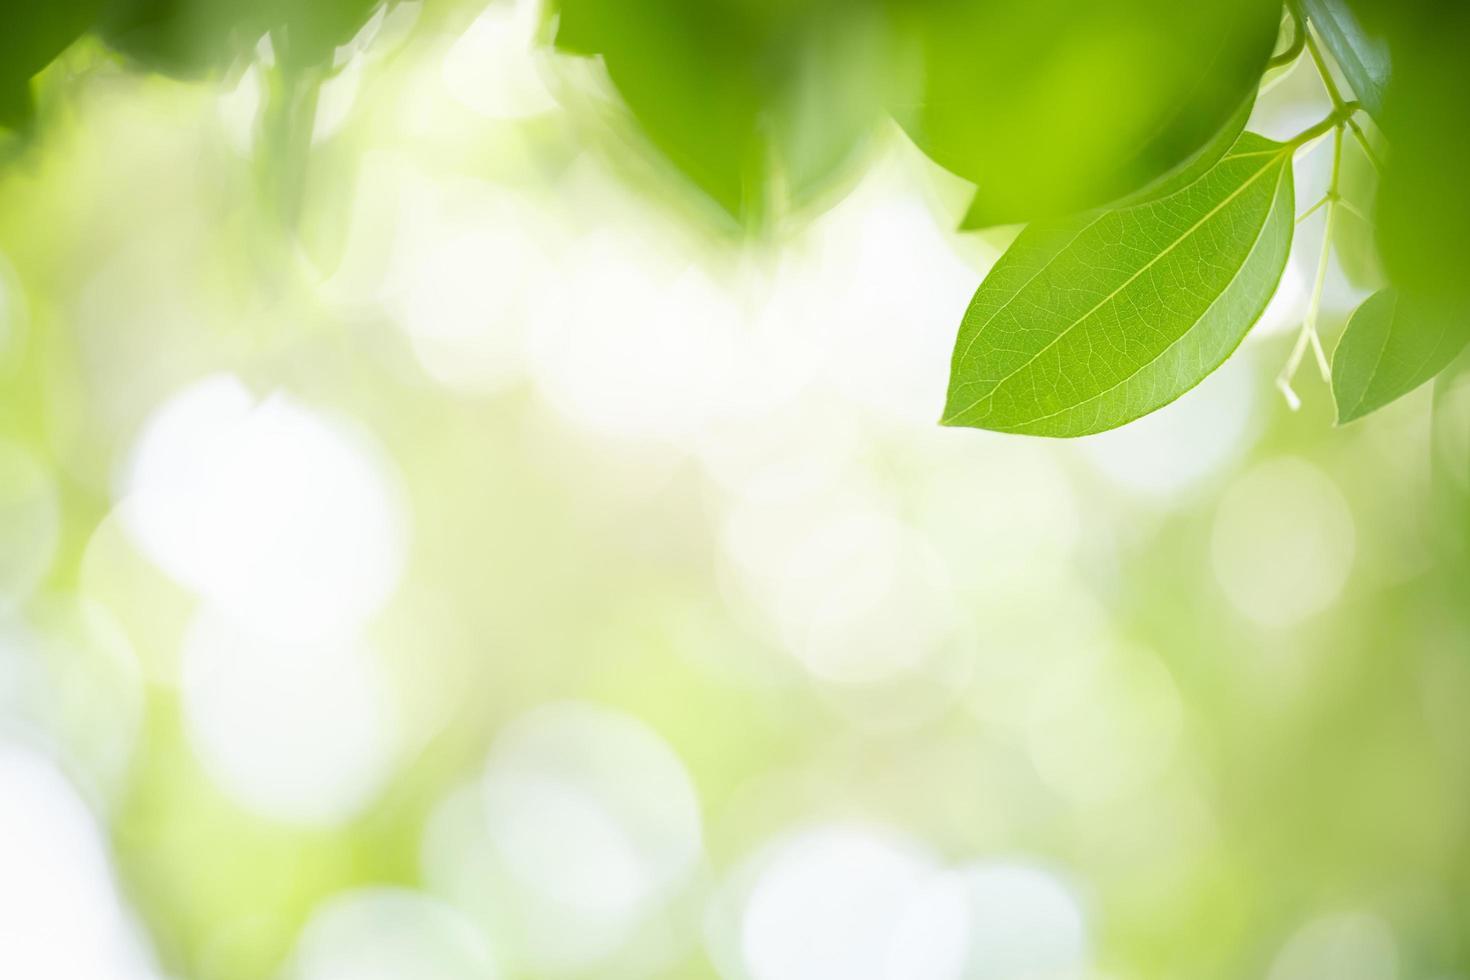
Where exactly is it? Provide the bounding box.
[1278,123,1344,407]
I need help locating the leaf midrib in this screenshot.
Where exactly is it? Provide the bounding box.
[1002,163,1290,430]
[954,144,1278,374]
[945,144,1289,423]
[1342,290,1399,420]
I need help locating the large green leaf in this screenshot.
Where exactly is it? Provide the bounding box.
[554,0,885,228]
[960,88,1256,231]
[1300,0,1390,118]
[942,133,1295,438]
[1373,3,1470,308]
[898,0,1280,227]
[1332,289,1470,424]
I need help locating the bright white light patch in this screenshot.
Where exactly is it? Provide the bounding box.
[0,599,146,804]
[388,223,548,393]
[477,701,703,972]
[776,509,958,686]
[739,825,938,980]
[527,234,740,441]
[892,863,1089,980]
[1211,457,1356,628]
[802,163,981,425]
[442,0,557,120]
[180,609,400,826]
[121,374,407,640]
[1077,354,1258,499]
[288,888,496,980]
[0,741,161,980]
[0,440,60,612]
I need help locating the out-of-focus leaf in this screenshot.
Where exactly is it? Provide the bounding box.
[99,0,263,76]
[942,133,1294,437]
[1332,289,1470,424]
[1374,3,1470,308]
[100,0,382,77]
[554,0,885,228]
[1300,0,1390,118]
[959,87,1257,229]
[900,0,1279,228]
[0,0,105,127]
[1330,131,1383,290]
[273,0,382,70]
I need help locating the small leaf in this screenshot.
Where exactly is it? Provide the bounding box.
[1300,0,1391,119]
[942,132,1294,438]
[1331,289,1470,424]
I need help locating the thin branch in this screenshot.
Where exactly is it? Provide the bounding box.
[1335,198,1373,226]
[1279,125,1345,405]
[1346,114,1384,173]
[1296,195,1331,224]
[1303,24,1348,109]
[1269,4,1307,70]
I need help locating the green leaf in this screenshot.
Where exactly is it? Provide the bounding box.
[959,88,1257,230]
[0,0,104,127]
[100,0,382,77]
[1300,0,1390,118]
[100,0,263,76]
[553,0,886,228]
[1331,289,1470,424]
[1374,4,1470,308]
[942,132,1295,437]
[899,0,1280,226]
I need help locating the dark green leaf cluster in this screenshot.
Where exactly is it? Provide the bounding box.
[1,0,386,127]
[549,0,1280,230]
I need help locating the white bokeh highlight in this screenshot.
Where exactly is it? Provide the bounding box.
[120,374,408,641]
[421,702,703,974]
[441,0,558,120]
[0,440,61,613]
[738,825,938,980]
[286,887,496,980]
[892,863,1089,980]
[0,741,162,980]
[180,609,400,825]
[1212,457,1357,628]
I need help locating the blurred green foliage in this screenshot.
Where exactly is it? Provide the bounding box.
[895,0,1279,226]
[2,2,1470,979]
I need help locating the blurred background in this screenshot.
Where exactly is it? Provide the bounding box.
[1,1,1469,978]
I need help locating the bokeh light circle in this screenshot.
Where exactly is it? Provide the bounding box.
[120,374,408,640]
[180,609,400,826]
[287,887,496,980]
[1211,457,1357,628]
[738,824,938,980]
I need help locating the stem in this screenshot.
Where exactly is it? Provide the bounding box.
[1278,124,1343,406]
[1296,194,1330,224]
[1345,114,1384,173]
[1335,198,1373,226]
[1303,24,1348,108]
[1302,19,1384,172]
[1290,101,1361,149]
[1269,3,1307,70]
